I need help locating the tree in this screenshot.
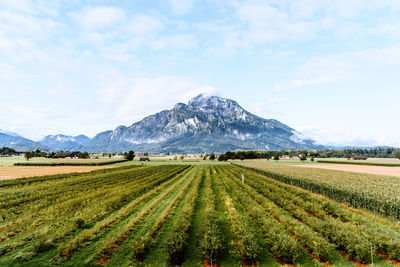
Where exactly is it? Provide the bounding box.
[108,153,112,159]
[124,150,135,161]
[393,150,400,159]
[180,155,185,161]
[300,155,307,162]
[174,156,178,160]
[209,153,216,161]
[24,152,33,161]
[273,155,279,162]
[240,156,244,161]
[218,154,228,161]
[78,152,90,159]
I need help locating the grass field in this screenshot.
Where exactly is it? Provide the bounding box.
[236,161,400,220]
[1,164,399,266]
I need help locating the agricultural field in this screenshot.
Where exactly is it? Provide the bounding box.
[236,161,400,220]
[0,156,126,167]
[1,164,399,266]
[295,163,400,178]
[0,166,116,180]
[316,158,400,166]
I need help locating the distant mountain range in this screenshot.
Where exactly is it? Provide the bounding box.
[38,134,91,151]
[0,133,48,151]
[82,95,324,153]
[0,95,332,153]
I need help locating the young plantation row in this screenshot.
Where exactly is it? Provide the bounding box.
[235,161,400,220]
[0,164,399,266]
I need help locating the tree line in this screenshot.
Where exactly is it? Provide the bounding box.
[216,148,400,161]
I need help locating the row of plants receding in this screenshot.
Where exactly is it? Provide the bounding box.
[90,166,198,264]
[1,165,189,259]
[130,166,202,262]
[57,165,193,259]
[229,166,400,263]
[233,163,400,220]
[221,166,333,263]
[165,166,205,265]
[214,167,263,265]
[215,166,301,264]
[1,164,186,238]
[198,167,223,266]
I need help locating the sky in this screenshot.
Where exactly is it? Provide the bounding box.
[0,0,400,147]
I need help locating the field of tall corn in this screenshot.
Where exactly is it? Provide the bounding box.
[1,164,399,266]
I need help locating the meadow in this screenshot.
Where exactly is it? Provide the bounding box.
[1,164,399,266]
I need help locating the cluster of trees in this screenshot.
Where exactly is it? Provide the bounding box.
[0,147,16,155]
[123,150,135,161]
[318,148,400,158]
[216,148,400,161]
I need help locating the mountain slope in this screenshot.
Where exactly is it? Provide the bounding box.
[83,95,324,153]
[0,133,48,151]
[39,134,91,151]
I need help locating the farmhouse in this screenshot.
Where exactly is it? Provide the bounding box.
[348,155,368,160]
[140,156,150,161]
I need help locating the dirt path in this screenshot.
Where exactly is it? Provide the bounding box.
[293,164,400,177]
[0,166,115,180]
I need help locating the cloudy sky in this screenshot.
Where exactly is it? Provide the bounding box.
[1,0,399,147]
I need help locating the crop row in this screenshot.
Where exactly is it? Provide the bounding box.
[226,166,400,263]
[199,167,223,266]
[0,165,189,256]
[234,162,400,219]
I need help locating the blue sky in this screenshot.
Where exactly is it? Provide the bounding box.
[1,0,400,147]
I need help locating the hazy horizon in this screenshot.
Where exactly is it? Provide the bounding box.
[1,1,400,147]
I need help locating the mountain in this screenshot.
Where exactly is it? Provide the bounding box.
[0,129,20,137]
[0,133,48,151]
[83,95,325,153]
[39,134,91,151]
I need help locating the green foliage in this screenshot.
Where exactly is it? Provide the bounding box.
[209,153,216,160]
[0,147,16,155]
[123,150,135,161]
[24,151,33,161]
[75,218,85,229]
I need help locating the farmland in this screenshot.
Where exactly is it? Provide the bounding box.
[236,161,400,220]
[0,156,126,167]
[1,164,399,266]
[0,166,116,180]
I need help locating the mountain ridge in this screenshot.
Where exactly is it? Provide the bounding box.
[82,95,324,153]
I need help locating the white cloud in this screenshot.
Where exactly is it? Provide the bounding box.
[71,6,126,30]
[170,0,196,15]
[97,75,218,124]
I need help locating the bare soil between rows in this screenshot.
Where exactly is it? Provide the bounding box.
[0,166,115,180]
[293,164,400,177]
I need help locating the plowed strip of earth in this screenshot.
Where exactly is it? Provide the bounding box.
[294,164,400,177]
[0,166,115,180]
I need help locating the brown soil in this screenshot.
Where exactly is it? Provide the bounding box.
[204,258,220,267]
[305,210,316,217]
[377,253,400,266]
[0,166,115,180]
[294,164,400,177]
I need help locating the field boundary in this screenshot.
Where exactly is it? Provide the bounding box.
[232,163,400,220]
[13,159,127,166]
[317,160,400,167]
